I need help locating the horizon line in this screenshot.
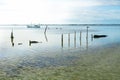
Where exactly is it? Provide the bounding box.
[0,24,120,26]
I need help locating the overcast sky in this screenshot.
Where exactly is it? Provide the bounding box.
[0,0,120,24]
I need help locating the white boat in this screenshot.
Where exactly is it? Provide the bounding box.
[27,24,40,28]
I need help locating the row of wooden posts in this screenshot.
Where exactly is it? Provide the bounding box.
[61,26,89,49]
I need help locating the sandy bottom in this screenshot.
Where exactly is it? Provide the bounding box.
[0,42,120,80]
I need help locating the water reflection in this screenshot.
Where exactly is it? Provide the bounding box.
[44,25,48,42]
[86,26,89,49]
[0,26,120,71]
[1,26,111,52]
[61,34,63,48]
[10,28,108,50]
[91,34,94,42]
[44,33,48,42]
[11,37,14,47]
[61,31,89,49]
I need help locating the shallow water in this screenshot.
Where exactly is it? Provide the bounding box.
[0,26,120,68]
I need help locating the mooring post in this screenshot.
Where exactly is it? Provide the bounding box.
[11,29,13,38]
[80,31,82,46]
[11,29,14,47]
[68,33,70,48]
[74,31,76,48]
[44,25,48,34]
[86,26,89,49]
[61,34,63,48]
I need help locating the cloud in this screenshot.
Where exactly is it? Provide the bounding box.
[66,8,120,24]
[0,0,120,24]
[91,0,120,6]
[0,0,72,24]
[0,0,4,5]
[99,0,120,6]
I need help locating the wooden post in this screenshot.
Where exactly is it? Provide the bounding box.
[44,25,48,34]
[61,34,63,48]
[68,33,70,48]
[86,26,89,39]
[11,29,14,47]
[86,26,89,49]
[11,29,14,39]
[80,31,82,46]
[74,31,76,48]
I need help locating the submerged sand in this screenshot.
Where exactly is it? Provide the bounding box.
[0,42,120,80]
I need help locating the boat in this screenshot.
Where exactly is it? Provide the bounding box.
[27,24,40,28]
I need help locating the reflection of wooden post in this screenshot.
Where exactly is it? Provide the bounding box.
[11,37,14,47]
[44,33,48,42]
[44,25,47,34]
[74,31,76,48]
[91,34,93,41]
[86,26,89,49]
[80,31,82,46]
[68,33,70,48]
[44,25,48,42]
[86,26,89,39]
[86,37,88,50]
[61,34,63,48]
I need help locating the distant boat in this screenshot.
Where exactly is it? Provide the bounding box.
[27,24,40,28]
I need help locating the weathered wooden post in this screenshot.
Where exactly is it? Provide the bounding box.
[86,26,89,39]
[68,33,70,48]
[44,25,48,34]
[80,31,82,46]
[86,26,89,49]
[11,29,14,39]
[74,31,76,48]
[11,29,14,47]
[61,34,63,48]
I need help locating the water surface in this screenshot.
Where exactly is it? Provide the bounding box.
[0,26,120,67]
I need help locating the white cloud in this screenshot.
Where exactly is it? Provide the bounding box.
[99,0,120,6]
[0,0,72,24]
[0,0,3,4]
[0,0,120,24]
[66,9,120,23]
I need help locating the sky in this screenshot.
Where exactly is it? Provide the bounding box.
[0,0,120,24]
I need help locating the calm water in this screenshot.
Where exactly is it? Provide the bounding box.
[0,26,120,65]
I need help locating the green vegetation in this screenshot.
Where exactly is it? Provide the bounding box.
[0,44,120,80]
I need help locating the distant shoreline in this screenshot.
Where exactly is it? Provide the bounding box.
[0,24,120,26]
